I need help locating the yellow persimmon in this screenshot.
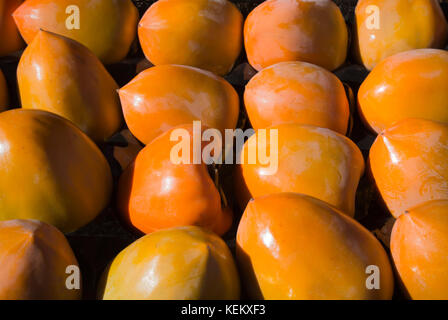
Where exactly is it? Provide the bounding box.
[354,0,448,70]
[99,226,240,300]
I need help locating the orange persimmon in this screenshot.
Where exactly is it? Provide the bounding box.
[99,226,240,300]
[354,0,448,70]
[391,199,448,300]
[117,124,232,236]
[237,193,394,299]
[238,123,364,217]
[13,0,138,64]
[244,0,348,71]
[358,49,448,133]
[369,118,448,218]
[119,64,239,145]
[138,0,243,75]
[244,61,349,134]
[0,219,81,300]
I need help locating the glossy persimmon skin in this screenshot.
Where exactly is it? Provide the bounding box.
[239,123,364,216]
[99,226,240,300]
[358,49,448,133]
[0,0,25,57]
[0,69,8,111]
[119,64,239,145]
[0,109,113,233]
[138,0,243,75]
[391,200,448,300]
[244,0,348,71]
[354,0,448,70]
[237,193,394,300]
[0,219,81,300]
[117,124,232,236]
[369,118,448,218]
[17,30,122,142]
[244,61,349,134]
[13,0,138,64]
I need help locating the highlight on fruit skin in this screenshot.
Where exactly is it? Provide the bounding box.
[244,61,350,135]
[0,0,25,57]
[354,0,448,70]
[237,123,365,217]
[0,219,81,300]
[0,69,8,112]
[12,0,138,64]
[119,64,239,145]
[138,0,243,76]
[98,226,240,300]
[17,30,123,143]
[236,193,394,300]
[391,199,448,300]
[358,49,448,134]
[0,109,113,233]
[369,118,448,219]
[117,124,232,236]
[244,0,348,71]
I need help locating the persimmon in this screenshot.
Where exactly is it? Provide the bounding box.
[354,0,448,70]
[358,49,448,133]
[113,129,143,171]
[369,118,448,218]
[244,61,349,134]
[0,0,25,57]
[0,69,8,111]
[138,0,243,76]
[237,193,394,299]
[0,219,81,300]
[117,124,232,236]
[0,109,112,233]
[238,123,364,217]
[391,199,448,300]
[98,226,240,300]
[12,0,138,64]
[119,64,239,145]
[17,30,122,142]
[244,0,348,71]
